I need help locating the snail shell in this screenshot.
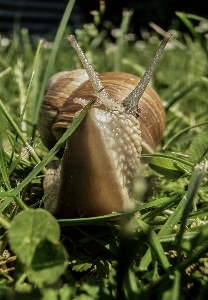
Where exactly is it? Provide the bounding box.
[39,71,165,155]
[38,33,170,218]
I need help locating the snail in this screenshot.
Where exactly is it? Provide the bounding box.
[38,32,171,219]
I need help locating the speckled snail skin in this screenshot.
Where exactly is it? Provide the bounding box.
[38,32,171,219]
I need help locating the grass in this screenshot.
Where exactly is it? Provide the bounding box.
[1,1,208,298]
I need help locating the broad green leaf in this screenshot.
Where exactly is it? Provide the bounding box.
[149,157,185,180]
[59,284,76,300]
[70,252,92,273]
[79,277,111,299]
[9,209,68,287]
[188,132,208,164]
[94,259,111,278]
[28,239,68,287]
[8,209,60,266]
[72,263,92,273]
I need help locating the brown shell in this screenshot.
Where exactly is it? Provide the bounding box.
[38,69,88,150]
[44,71,165,153]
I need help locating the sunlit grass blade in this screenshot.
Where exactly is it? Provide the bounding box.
[140,194,182,223]
[0,100,46,173]
[21,39,43,125]
[9,39,43,169]
[138,196,175,210]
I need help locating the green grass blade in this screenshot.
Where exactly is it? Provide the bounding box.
[0,197,13,213]
[165,79,202,111]
[0,100,92,198]
[142,153,194,169]
[9,40,43,168]
[138,196,173,210]
[176,12,199,39]
[57,196,181,227]
[0,108,11,189]
[75,226,117,256]
[158,232,198,244]
[137,219,171,271]
[21,39,43,125]
[114,10,133,71]
[0,67,12,79]
[139,196,186,271]
[171,270,181,300]
[176,162,208,258]
[176,12,208,59]
[34,0,76,127]
[188,209,208,219]
[140,194,182,223]
[0,146,11,190]
[157,197,186,236]
[163,121,208,150]
[58,213,129,225]
[163,270,181,300]
[0,215,11,230]
[0,192,29,211]
[178,241,208,272]
[0,100,46,173]
[13,196,29,210]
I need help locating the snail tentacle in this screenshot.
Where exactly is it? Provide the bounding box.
[68,35,118,110]
[122,32,172,116]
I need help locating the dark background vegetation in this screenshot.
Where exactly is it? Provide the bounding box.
[0,0,208,38]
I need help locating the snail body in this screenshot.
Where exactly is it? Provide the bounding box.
[38,33,171,218]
